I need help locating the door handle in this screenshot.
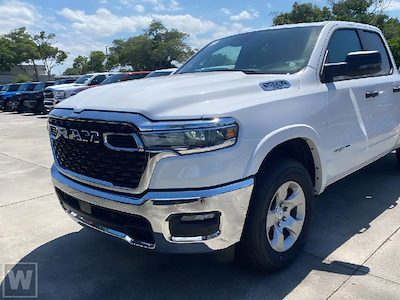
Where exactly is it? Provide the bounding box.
[393,86,400,93]
[366,91,379,98]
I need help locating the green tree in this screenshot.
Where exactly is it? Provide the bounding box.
[105,53,119,71]
[3,27,40,80]
[272,2,332,25]
[0,27,68,80]
[33,31,68,79]
[0,37,16,72]
[111,20,195,70]
[86,51,106,72]
[13,73,31,83]
[63,55,88,75]
[63,50,115,75]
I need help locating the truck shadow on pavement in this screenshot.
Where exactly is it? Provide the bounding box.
[3,154,400,300]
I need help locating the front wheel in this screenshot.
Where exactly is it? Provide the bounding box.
[239,158,314,272]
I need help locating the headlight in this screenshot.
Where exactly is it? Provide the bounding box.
[53,90,66,99]
[141,118,238,154]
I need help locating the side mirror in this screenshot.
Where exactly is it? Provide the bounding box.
[323,50,381,82]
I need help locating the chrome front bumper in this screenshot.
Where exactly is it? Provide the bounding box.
[52,165,254,253]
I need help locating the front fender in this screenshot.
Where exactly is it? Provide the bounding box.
[243,125,326,194]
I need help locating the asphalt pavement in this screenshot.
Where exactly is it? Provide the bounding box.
[1,112,400,300]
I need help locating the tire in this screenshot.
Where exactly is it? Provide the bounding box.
[239,158,314,272]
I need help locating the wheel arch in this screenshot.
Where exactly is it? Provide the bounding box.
[244,125,325,194]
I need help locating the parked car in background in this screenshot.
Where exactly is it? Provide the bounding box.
[43,73,114,111]
[9,81,55,113]
[100,71,151,84]
[54,78,77,85]
[145,68,177,78]
[1,83,37,111]
[68,71,152,98]
[0,83,21,97]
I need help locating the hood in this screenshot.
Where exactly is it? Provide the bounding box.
[50,83,85,90]
[14,91,33,96]
[1,91,19,98]
[57,72,300,120]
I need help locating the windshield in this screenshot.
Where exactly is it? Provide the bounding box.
[146,71,173,78]
[8,84,20,92]
[177,26,322,75]
[123,73,149,80]
[18,83,32,91]
[74,75,92,84]
[34,82,46,91]
[100,74,125,84]
[55,79,74,85]
[1,85,8,91]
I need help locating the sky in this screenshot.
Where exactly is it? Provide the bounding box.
[2,0,400,75]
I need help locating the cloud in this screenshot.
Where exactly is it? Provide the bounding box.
[135,4,145,12]
[169,0,182,11]
[0,0,39,34]
[387,1,400,10]
[153,3,165,11]
[135,0,182,12]
[119,0,133,7]
[150,14,217,35]
[188,22,254,50]
[58,8,152,38]
[230,10,259,21]
[211,23,253,40]
[220,8,230,15]
[141,0,158,4]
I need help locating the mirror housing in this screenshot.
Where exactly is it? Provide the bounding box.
[323,50,381,82]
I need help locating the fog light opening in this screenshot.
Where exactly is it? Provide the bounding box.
[169,211,221,240]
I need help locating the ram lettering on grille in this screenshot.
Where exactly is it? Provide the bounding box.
[50,124,100,144]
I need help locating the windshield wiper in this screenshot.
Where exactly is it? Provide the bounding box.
[180,69,266,74]
[234,69,265,74]
[196,69,265,74]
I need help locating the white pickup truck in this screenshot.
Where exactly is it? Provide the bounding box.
[48,21,400,271]
[43,73,114,111]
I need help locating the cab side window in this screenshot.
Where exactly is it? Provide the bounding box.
[326,30,362,63]
[91,75,106,85]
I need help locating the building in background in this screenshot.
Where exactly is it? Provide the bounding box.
[0,65,55,84]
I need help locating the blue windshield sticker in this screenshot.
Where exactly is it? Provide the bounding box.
[259,80,291,91]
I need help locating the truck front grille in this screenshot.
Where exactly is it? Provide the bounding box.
[49,117,148,189]
[43,90,53,98]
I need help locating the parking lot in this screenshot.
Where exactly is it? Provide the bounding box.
[1,111,400,300]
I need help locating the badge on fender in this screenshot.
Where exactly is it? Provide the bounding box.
[259,80,291,91]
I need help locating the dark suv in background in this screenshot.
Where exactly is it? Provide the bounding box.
[10,81,55,113]
[2,82,38,111]
[0,84,22,110]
